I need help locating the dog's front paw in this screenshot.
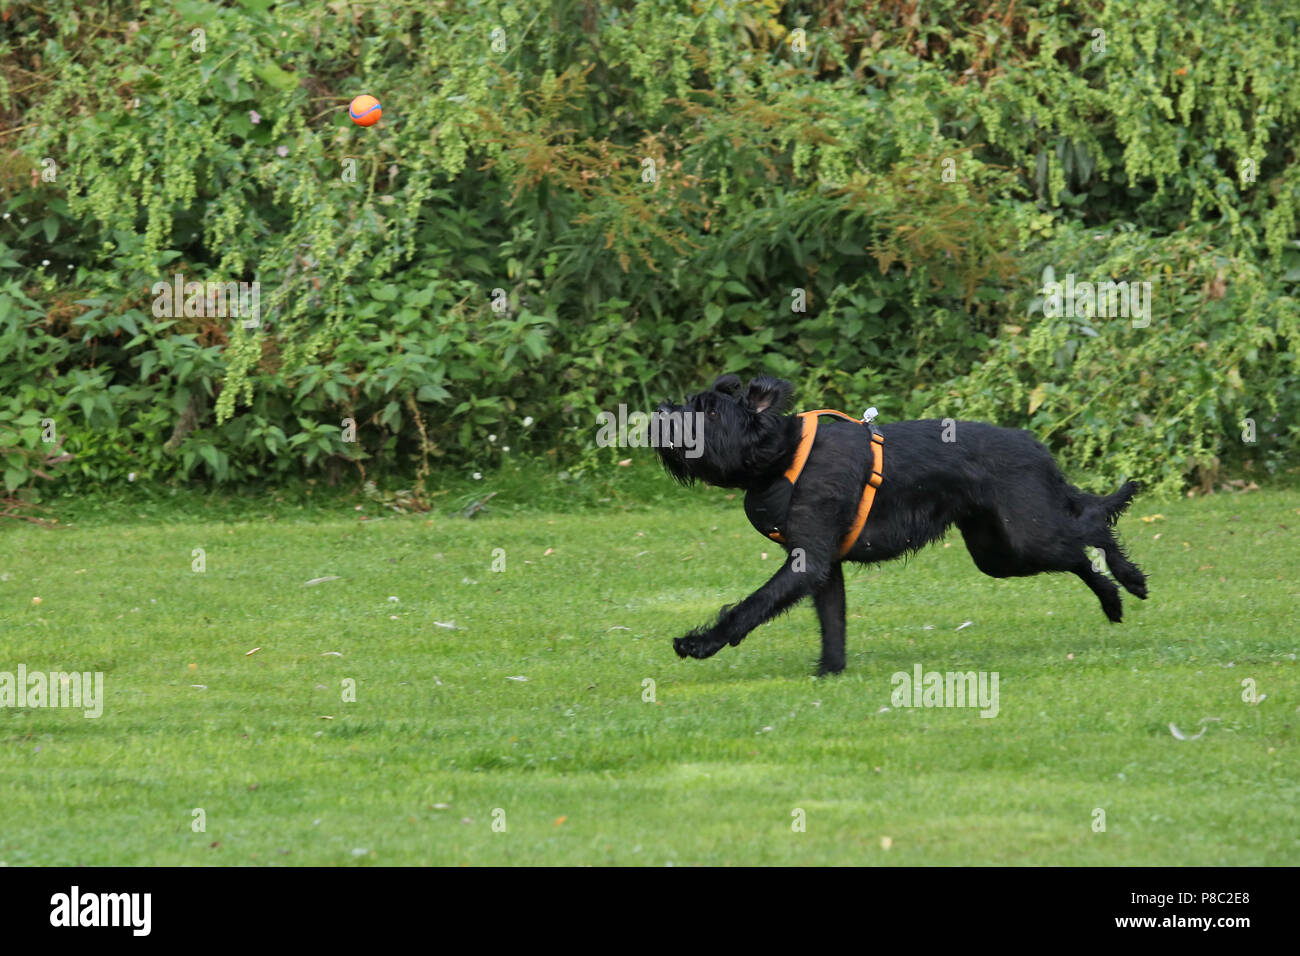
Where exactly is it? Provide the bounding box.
[673,629,726,660]
[816,658,845,677]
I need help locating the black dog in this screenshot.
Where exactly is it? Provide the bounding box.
[654,374,1148,675]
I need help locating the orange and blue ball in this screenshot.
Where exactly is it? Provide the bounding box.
[349,94,382,127]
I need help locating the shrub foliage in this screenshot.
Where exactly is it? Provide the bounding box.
[1,0,1296,499]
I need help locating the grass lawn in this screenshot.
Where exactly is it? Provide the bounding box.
[2,483,1297,865]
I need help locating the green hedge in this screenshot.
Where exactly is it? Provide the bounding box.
[1,0,1297,501]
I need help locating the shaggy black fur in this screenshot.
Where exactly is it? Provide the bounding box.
[654,374,1148,675]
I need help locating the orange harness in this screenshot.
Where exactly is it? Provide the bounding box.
[767,409,885,558]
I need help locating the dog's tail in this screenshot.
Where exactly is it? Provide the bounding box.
[1097,479,1140,526]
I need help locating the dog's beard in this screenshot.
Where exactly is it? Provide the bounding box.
[653,404,703,485]
[652,387,797,489]
[655,443,699,485]
[654,439,758,489]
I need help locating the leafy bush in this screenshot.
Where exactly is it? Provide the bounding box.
[1,0,1296,498]
[921,223,1299,496]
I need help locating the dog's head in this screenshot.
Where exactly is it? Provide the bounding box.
[654,374,797,488]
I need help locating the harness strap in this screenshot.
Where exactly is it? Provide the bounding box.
[769,410,885,558]
[843,430,885,557]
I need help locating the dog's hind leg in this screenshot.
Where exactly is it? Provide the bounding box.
[958,514,1033,577]
[1084,480,1148,600]
[1096,531,1148,600]
[1074,558,1124,622]
[812,562,846,676]
[1076,486,1149,598]
[962,513,1130,622]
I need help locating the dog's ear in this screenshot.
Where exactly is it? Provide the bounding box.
[746,376,793,414]
[711,374,743,397]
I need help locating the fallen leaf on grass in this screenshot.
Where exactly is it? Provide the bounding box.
[1169,717,1220,741]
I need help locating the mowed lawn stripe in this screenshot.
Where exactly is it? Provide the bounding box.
[1,490,1296,864]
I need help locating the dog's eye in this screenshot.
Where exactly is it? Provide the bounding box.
[707,410,718,419]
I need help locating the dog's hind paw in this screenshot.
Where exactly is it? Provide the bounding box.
[674,630,726,660]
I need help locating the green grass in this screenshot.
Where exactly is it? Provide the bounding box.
[2,484,1298,865]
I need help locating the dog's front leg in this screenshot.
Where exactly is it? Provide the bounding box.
[673,549,830,660]
[812,562,846,675]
